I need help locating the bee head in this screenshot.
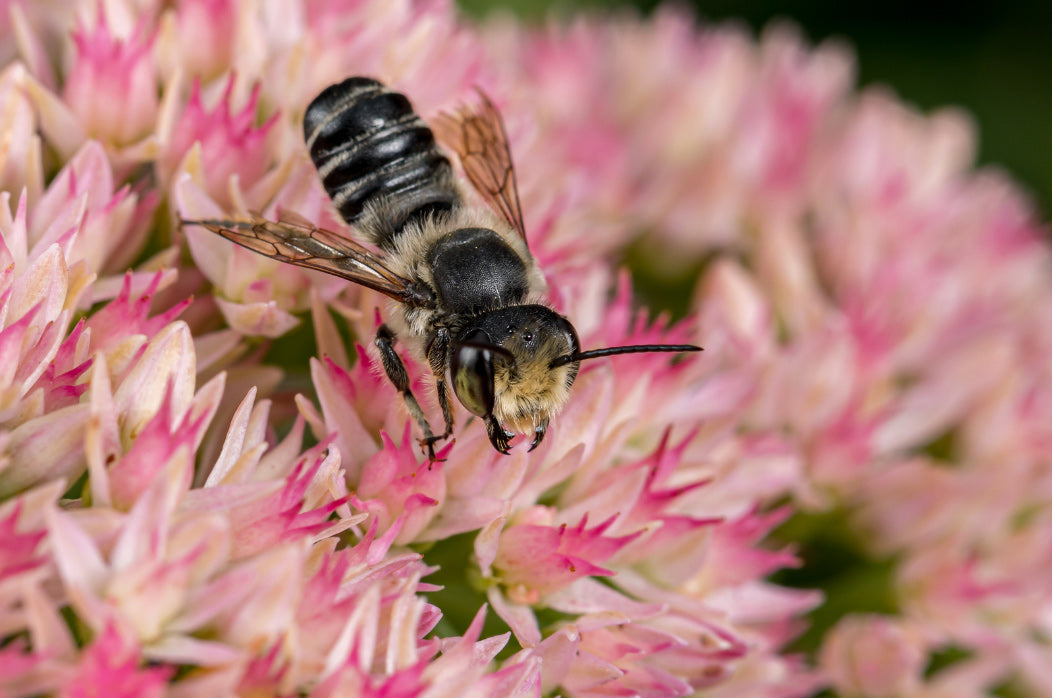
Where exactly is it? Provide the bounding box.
[451,305,702,455]
[451,306,579,454]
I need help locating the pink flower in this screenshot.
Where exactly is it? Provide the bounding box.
[304,350,418,475]
[156,0,239,82]
[494,511,643,599]
[352,428,447,545]
[0,64,44,201]
[2,140,161,299]
[62,622,173,698]
[0,191,182,495]
[819,615,927,697]
[0,499,47,585]
[159,76,279,208]
[63,15,158,149]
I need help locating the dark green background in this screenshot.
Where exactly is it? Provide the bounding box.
[459,0,1052,220]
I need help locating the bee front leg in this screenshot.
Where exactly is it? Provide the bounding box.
[375,324,440,460]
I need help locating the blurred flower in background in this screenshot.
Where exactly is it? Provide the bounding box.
[0,0,1048,696]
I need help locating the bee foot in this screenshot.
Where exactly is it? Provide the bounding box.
[528,418,549,452]
[419,434,451,463]
[485,417,514,455]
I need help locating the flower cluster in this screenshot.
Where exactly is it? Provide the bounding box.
[0,1,1046,697]
[483,8,1052,697]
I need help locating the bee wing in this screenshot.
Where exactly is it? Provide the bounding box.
[433,89,528,245]
[188,213,434,307]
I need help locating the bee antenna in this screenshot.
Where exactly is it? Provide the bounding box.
[549,344,701,369]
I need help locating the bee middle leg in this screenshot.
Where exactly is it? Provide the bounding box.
[375,324,442,460]
[424,328,455,450]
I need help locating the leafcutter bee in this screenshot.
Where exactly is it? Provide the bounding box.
[187,77,700,457]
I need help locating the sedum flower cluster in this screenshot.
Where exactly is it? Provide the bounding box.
[0,1,1047,697]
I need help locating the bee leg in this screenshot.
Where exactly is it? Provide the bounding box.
[425,328,455,444]
[485,416,515,455]
[416,379,455,461]
[433,379,454,439]
[375,324,439,459]
[528,417,549,452]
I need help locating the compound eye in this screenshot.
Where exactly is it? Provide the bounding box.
[451,330,497,418]
[553,315,580,356]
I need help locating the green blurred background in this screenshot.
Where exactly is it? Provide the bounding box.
[459,0,1052,219]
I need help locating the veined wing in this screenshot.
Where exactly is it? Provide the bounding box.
[433,89,527,245]
[185,212,435,307]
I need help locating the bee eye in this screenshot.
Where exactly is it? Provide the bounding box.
[554,316,580,354]
[451,330,497,418]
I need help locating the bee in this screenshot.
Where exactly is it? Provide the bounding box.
[187,77,700,457]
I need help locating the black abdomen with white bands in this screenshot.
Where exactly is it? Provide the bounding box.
[303,77,459,239]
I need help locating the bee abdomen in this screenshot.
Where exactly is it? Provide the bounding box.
[304,77,459,241]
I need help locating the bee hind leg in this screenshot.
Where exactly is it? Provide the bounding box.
[375,324,442,461]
